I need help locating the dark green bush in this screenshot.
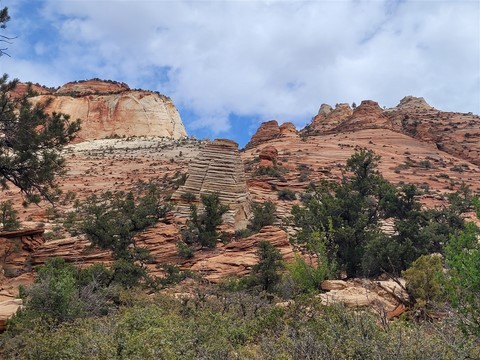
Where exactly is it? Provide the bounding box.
[176,240,195,259]
[0,200,20,231]
[249,201,276,232]
[278,189,296,201]
[252,241,284,292]
[183,193,228,249]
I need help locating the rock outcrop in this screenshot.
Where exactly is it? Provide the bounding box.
[258,145,279,167]
[279,122,298,137]
[0,299,22,332]
[246,120,281,148]
[25,79,187,141]
[172,139,252,229]
[334,100,393,132]
[305,103,353,134]
[319,278,409,318]
[0,229,45,277]
[246,120,299,148]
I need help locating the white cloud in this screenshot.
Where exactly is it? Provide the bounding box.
[3,0,480,140]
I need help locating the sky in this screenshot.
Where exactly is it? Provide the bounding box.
[1,0,479,147]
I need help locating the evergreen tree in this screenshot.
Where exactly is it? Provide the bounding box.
[0,6,80,203]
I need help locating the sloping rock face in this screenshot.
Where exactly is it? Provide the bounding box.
[319,278,409,319]
[172,139,252,229]
[279,122,298,137]
[26,79,187,141]
[335,100,393,132]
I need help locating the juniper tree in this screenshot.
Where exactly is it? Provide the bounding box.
[0,6,80,204]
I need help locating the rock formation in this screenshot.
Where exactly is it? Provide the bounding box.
[246,120,299,148]
[279,122,299,137]
[24,79,187,141]
[0,229,45,277]
[258,145,279,167]
[172,139,252,229]
[334,100,393,132]
[305,103,353,134]
[246,120,281,148]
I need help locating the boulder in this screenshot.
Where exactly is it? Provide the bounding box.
[258,146,279,162]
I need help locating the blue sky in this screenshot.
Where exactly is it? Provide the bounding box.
[1,0,479,147]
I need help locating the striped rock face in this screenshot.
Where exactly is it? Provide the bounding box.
[173,139,252,230]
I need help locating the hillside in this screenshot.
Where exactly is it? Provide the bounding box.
[1,93,479,334]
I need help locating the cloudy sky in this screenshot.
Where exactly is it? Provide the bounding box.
[1,0,479,146]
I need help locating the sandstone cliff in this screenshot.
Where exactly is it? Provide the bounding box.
[25,79,187,141]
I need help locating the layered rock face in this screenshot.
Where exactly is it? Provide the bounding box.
[173,139,252,229]
[26,79,187,141]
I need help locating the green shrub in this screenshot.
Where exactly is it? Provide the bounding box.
[249,201,276,232]
[252,241,284,292]
[180,191,196,202]
[0,200,20,231]
[402,254,446,310]
[176,240,195,259]
[252,165,287,179]
[278,189,296,201]
[445,221,480,336]
[285,256,327,294]
[183,193,228,249]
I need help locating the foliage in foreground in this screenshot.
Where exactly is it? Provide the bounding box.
[1,289,477,360]
[445,220,480,337]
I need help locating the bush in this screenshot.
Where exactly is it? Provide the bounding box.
[176,240,195,259]
[285,256,327,294]
[254,166,283,178]
[2,293,477,359]
[249,201,276,232]
[0,200,20,231]
[180,191,196,202]
[445,222,480,336]
[183,193,228,249]
[402,254,446,310]
[13,259,117,326]
[278,189,296,201]
[252,241,284,292]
